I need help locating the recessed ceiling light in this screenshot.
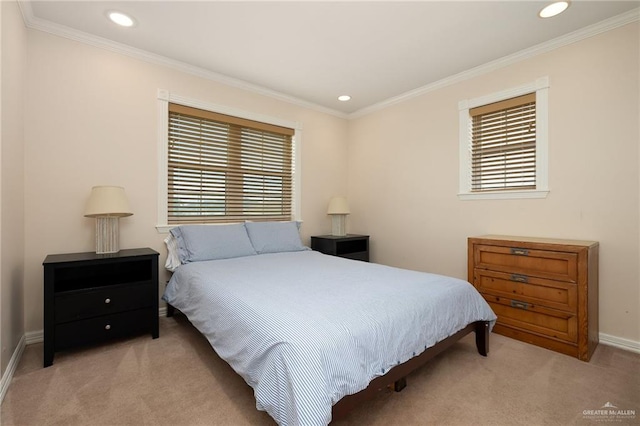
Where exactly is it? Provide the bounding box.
[539,1,570,18]
[338,95,351,102]
[108,11,135,27]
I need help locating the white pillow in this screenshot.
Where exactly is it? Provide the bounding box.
[164,234,181,272]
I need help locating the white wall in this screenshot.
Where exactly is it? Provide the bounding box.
[23,29,349,333]
[347,23,640,343]
[1,0,26,375]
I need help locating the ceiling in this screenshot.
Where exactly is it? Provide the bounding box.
[24,1,639,116]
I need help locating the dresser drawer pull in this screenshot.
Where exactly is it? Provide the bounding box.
[511,274,529,283]
[510,248,529,256]
[510,300,529,310]
[105,324,111,330]
[511,300,529,311]
[104,298,111,304]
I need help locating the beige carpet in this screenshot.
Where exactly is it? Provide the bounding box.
[2,315,638,426]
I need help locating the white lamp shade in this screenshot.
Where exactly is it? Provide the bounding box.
[84,186,133,218]
[327,197,350,215]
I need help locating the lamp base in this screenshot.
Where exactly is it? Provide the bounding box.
[331,215,347,237]
[95,216,120,254]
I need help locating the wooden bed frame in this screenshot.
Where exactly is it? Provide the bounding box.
[167,304,490,423]
[332,320,490,421]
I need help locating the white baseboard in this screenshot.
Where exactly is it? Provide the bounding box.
[599,332,640,354]
[25,330,43,345]
[0,335,26,405]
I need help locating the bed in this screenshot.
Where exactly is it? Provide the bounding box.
[162,222,497,425]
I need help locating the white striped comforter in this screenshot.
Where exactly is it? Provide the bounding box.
[163,250,496,425]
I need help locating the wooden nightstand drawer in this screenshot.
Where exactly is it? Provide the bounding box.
[484,295,577,343]
[474,269,577,313]
[55,308,155,351]
[54,283,155,323]
[473,244,578,283]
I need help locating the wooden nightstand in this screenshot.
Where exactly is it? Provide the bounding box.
[310,234,369,262]
[43,248,159,367]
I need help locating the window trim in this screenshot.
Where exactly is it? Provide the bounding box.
[458,77,549,200]
[156,89,302,232]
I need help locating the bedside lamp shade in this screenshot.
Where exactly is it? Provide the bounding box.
[327,196,350,237]
[84,186,133,254]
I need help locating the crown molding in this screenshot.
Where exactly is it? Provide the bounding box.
[16,2,638,121]
[348,7,640,119]
[16,1,348,120]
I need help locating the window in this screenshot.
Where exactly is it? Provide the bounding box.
[458,77,549,200]
[470,93,536,191]
[156,91,301,230]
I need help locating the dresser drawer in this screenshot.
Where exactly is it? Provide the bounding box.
[54,308,154,351]
[54,283,154,323]
[475,269,577,313]
[484,295,577,343]
[473,244,578,282]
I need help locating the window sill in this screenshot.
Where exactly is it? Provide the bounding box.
[458,190,549,201]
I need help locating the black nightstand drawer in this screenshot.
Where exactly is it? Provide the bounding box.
[55,283,155,323]
[55,308,155,351]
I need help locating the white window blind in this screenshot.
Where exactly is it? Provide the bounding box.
[167,103,294,224]
[470,93,536,192]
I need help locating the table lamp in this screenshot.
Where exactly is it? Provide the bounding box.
[327,196,350,236]
[84,186,133,254]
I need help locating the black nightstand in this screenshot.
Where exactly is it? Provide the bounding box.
[310,234,369,262]
[43,248,159,367]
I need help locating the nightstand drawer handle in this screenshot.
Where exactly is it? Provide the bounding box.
[510,248,529,256]
[105,324,111,330]
[511,274,528,283]
[104,298,111,304]
[510,300,529,310]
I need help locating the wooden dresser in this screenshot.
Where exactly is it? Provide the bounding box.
[468,235,599,361]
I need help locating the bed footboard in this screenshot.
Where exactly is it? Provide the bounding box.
[331,320,490,422]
